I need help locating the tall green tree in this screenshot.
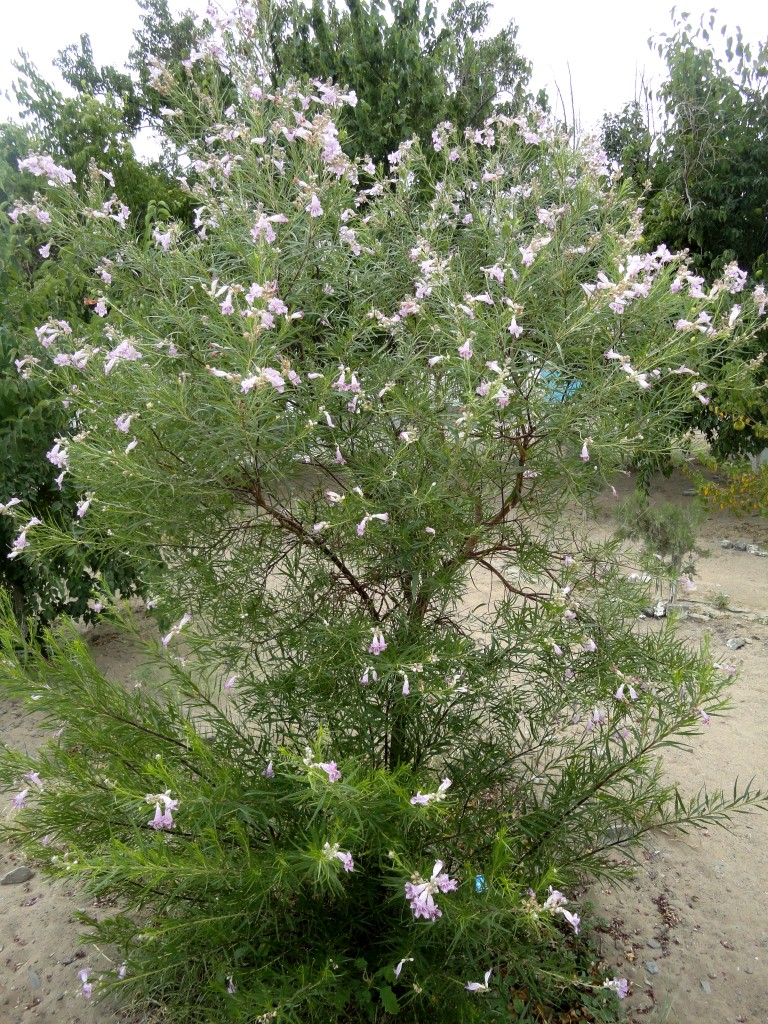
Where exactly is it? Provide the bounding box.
[602,12,768,457]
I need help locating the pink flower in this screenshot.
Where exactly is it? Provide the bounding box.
[508,318,523,338]
[46,441,69,470]
[393,957,414,979]
[146,790,178,830]
[323,841,354,871]
[360,666,378,685]
[603,977,629,999]
[401,674,410,696]
[224,675,236,690]
[306,194,324,217]
[114,413,135,433]
[26,771,43,788]
[11,788,29,810]
[580,440,590,462]
[78,968,93,999]
[317,761,341,782]
[559,908,580,934]
[405,860,458,920]
[7,531,29,560]
[334,446,346,465]
[465,970,492,992]
[262,761,275,778]
[39,243,51,258]
[369,628,387,656]
[410,778,451,806]
[695,707,711,726]
[104,340,141,375]
[582,637,596,653]
[457,340,473,360]
[162,611,192,647]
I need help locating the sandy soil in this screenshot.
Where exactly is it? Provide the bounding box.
[1,470,767,1024]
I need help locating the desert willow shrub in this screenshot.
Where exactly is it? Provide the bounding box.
[2,12,767,1023]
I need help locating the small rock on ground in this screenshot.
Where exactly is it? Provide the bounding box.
[644,961,660,975]
[700,979,712,994]
[0,866,35,885]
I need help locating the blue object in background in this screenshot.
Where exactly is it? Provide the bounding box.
[539,367,582,403]
[475,874,488,893]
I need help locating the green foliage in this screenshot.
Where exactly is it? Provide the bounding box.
[150,0,539,165]
[2,14,767,1023]
[615,492,706,571]
[600,100,653,186]
[614,492,707,602]
[601,12,768,458]
[645,13,768,278]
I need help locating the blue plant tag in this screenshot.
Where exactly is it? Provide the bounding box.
[475,874,487,893]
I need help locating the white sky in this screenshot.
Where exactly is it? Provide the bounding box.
[1,0,766,139]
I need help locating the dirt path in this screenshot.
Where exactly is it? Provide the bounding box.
[1,470,766,1023]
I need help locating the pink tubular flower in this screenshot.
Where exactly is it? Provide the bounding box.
[78,968,93,999]
[603,977,629,999]
[161,611,192,648]
[368,628,387,656]
[306,194,324,217]
[582,637,596,653]
[323,841,354,872]
[114,413,135,433]
[508,318,523,338]
[465,970,492,993]
[410,778,451,806]
[317,761,341,782]
[405,860,458,920]
[19,154,76,186]
[46,441,69,470]
[7,531,29,560]
[146,790,178,830]
[457,340,473,360]
[262,761,275,778]
[393,957,414,979]
[559,908,580,934]
[26,771,43,788]
[580,440,590,462]
[104,340,142,375]
[360,666,378,685]
[11,788,29,810]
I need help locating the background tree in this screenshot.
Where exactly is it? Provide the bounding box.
[602,12,768,459]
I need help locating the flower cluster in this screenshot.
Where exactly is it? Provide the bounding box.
[145,790,178,831]
[404,860,458,920]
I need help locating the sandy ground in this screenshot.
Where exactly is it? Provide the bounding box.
[1,470,767,1024]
